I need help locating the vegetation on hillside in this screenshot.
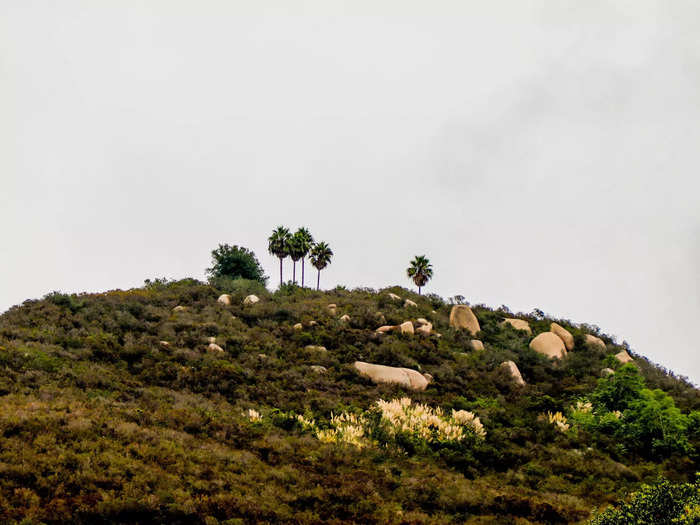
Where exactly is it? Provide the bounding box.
[0,279,698,523]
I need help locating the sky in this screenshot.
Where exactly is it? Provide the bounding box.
[2,0,699,383]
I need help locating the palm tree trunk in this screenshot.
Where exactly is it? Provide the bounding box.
[292,261,296,284]
[279,257,283,288]
[317,269,320,291]
[418,286,422,295]
[301,258,305,288]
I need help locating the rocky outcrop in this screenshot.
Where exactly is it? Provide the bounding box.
[207,343,224,353]
[469,340,484,351]
[387,293,402,302]
[217,294,231,305]
[551,322,574,351]
[376,325,394,334]
[584,334,606,350]
[416,318,430,326]
[404,299,417,308]
[449,305,480,336]
[340,314,351,322]
[397,321,414,335]
[502,318,532,335]
[207,336,217,344]
[353,361,431,391]
[416,322,433,336]
[243,295,259,306]
[310,365,327,374]
[501,361,525,386]
[530,332,567,359]
[305,345,327,353]
[601,368,616,377]
[615,350,633,364]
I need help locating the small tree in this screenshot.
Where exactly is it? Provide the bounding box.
[268,226,291,288]
[406,255,433,295]
[206,244,267,284]
[309,241,333,291]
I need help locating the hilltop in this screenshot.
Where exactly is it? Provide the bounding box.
[0,278,698,524]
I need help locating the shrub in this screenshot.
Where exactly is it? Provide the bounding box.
[206,244,267,284]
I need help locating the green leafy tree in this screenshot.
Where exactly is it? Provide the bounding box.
[295,227,314,287]
[268,226,291,288]
[206,244,267,284]
[590,364,646,412]
[406,255,433,295]
[309,241,333,291]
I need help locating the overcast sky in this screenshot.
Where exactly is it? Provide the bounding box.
[2,1,699,383]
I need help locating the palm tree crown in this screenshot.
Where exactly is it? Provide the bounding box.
[268,226,291,287]
[406,255,433,295]
[309,241,333,290]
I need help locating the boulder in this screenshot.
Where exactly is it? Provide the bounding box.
[449,305,480,335]
[172,305,186,312]
[615,350,633,364]
[601,368,616,377]
[530,332,567,359]
[258,353,267,359]
[502,318,532,335]
[416,318,430,326]
[207,343,224,353]
[207,336,217,344]
[340,314,351,322]
[404,299,418,308]
[397,321,414,335]
[159,341,170,347]
[309,321,318,327]
[416,322,433,336]
[327,304,337,315]
[293,323,303,331]
[310,365,327,374]
[584,334,606,350]
[551,322,574,351]
[243,295,259,306]
[501,361,525,386]
[305,345,327,353]
[217,294,231,305]
[353,361,431,391]
[387,293,402,302]
[469,340,484,351]
[376,325,395,334]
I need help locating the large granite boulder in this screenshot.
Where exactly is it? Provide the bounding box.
[243,295,260,306]
[584,334,606,350]
[502,318,532,334]
[469,340,484,351]
[416,322,433,336]
[551,322,574,351]
[353,361,431,391]
[217,294,231,305]
[615,350,633,364]
[397,321,414,335]
[530,332,567,359]
[501,361,525,386]
[449,305,480,336]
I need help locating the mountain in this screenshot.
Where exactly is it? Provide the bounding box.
[0,278,697,524]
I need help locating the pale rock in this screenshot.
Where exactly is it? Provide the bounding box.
[293,323,303,331]
[416,318,430,326]
[376,325,395,334]
[207,336,217,344]
[397,321,414,335]
[469,340,484,351]
[305,345,327,353]
[327,304,337,315]
[243,295,260,306]
[601,368,616,377]
[217,294,231,305]
[404,299,418,308]
[173,305,186,312]
[159,341,170,347]
[502,318,532,335]
[615,350,633,364]
[387,293,402,301]
[449,305,480,335]
[340,314,351,322]
[207,343,224,353]
[310,365,327,374]
[585,334,607,350]
[309,321,318,327]
[551,322,574,351]
[501,360,525,386]
[530,332,567,359]
[353,361,431,391]
[416,322,433,336]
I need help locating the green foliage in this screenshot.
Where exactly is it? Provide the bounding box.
[590,364,647,411]
[590,477,700,524]
[206,244,267,284]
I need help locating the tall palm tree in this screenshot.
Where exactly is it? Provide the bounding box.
[295,227,314,287]
[309,241,333,291]
[268,226,291,287]
[287,232,305,284]
[406,255,433,295]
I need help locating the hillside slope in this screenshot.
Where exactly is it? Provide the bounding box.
[0,279,698,524]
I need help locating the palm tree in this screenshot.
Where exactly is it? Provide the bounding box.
[287,232,305,284]
[406,255,433,295]
[268,226,291,287]
[295,227,314,287]
[309,242,333,291]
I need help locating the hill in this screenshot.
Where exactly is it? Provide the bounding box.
[0,278,698,524]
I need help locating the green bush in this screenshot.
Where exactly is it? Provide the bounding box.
[206,244,268,284]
